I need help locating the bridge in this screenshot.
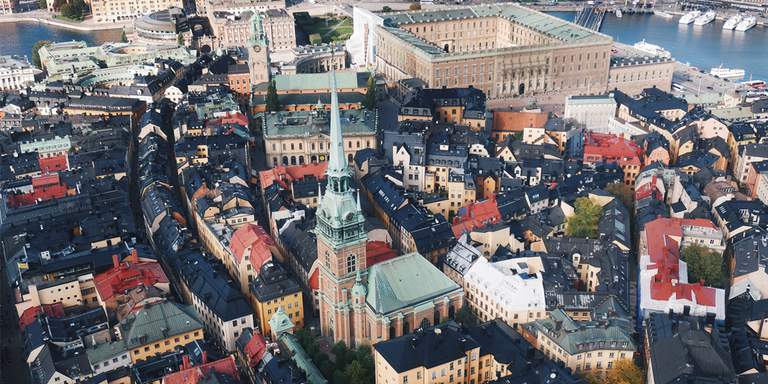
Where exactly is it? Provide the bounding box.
[573,6,606,31]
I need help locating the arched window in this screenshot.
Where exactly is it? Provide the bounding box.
[420,318,430,330]
[290,156,296,165]
[282,156,288,165]
[346,254,356,274]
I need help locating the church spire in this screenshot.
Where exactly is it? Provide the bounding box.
[327,71,349,177]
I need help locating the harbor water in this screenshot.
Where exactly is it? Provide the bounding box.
[549,11,768,80]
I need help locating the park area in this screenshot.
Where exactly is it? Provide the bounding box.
[295,13,353,44]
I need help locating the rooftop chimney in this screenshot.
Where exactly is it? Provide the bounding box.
[129,248,139,264]
[112,254,120,269]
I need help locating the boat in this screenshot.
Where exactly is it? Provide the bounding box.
[709,65,745,80]
[679,10,700,24]
[654,10,674,18]
[735,16,757,31]
[741,80,767,90]
[633,39,673,58]
[615,9,623,18]
[694,10,716,25]
[722,14,742,30]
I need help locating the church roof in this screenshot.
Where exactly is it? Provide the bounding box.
[366,253,461,314]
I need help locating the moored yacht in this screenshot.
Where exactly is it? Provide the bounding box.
[722,14,742,30]
[735,16,757,31]
[679,10,700,24]
[694,10,716,25]
[633,39,673,59]
[654,10,674,18]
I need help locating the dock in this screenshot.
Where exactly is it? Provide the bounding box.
[574,6,606,31]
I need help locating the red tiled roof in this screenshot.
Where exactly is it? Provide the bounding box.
[451,196,501,237]
[93,251,168,303]
[492,111,549,133]
[366,241,397,267]
[243,332,267,368]
[39,155,68,173]
[162,355,240,384]
[644,218,719,307]
[582,132,643,167]
[230,223,275,270]
[7,173,68,208]
[258,162,327,190]
[18,303,65,331]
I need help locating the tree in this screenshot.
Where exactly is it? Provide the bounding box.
[604,360,644,384]
[344,360,368,383]
[309,33,323,45]
[362,74,376,110]
[265,80,280,112]
[605,182,634,211]
[409,2,422,10]
[120,30,128,43]
[31,40,51,69]
[566,197,602,238]
[382,6,392,12]
[681,245,724,287]
[37,0,47,10]
[454,305,478,327]
[177,32,184,46]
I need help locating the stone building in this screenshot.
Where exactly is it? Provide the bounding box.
[210,9,295,52]
[316,72,464,347]
[373,5,613,99]
[90,0,182,23]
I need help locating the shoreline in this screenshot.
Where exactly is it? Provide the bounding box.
[0,15,125,32]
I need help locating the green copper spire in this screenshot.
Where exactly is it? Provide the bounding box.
[316,71,366,251]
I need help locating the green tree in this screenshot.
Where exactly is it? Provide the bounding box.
[454,305,478,327]
[681,245,724,287]
[566,197,602,238]
[120,30,128,43]
[382,5,392,12]
[605,360,644,384]
[308,33,322,45]
[604,182,634,211]
[344,360,368,383]
[37,0,47,10]
[177,32,184,46]
[31,40,51,69]
[409,2,422,10]
[362,74,376,110]
[265,80,281,112]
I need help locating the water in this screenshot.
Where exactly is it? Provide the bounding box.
[0,22,121,59]
[550,11,768,80]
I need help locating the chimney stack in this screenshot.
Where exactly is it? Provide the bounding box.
[130,248,139,264]
[202,351,208,364]
[112,254,119,269]
[182,355,191,370]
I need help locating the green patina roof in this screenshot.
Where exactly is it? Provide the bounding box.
[381,4,610,59]
[527,309,635,355]
[263,108,376,139]
[268,308,294,336]
[366,253,461,314]
[120,300,203,349]
[279,333,328,384]
[272,72,369,92]
[86,340,128,364]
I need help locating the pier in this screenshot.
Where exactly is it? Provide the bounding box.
[574,6,606,31]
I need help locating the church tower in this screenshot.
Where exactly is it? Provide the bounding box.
[317,71,368,346]
[247,13,270,86]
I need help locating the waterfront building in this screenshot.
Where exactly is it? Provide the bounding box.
[132,7,189,45]
[0,55,41,90]
[373,4,613,99]
[607,52,675,95]
[316,72,464,347]
[90,0,183,23]
[38,41,195,80]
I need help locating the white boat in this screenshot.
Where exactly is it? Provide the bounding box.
[709,65,745,80]
[633,39,672,58]
[694,10,716,25]
[722,14,742,30]
[735,16,757,31]
[679,10,700,24]
[654,10,674,18]
[741,80,767,90]
[615,9,623,18]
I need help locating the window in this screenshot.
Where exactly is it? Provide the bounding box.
[347,254,356,274]
[402,376,408,384]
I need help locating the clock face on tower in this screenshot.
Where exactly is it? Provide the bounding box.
[253,45,261,52]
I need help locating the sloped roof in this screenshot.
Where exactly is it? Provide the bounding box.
[121,300,202,348]
[366,253,461,314]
